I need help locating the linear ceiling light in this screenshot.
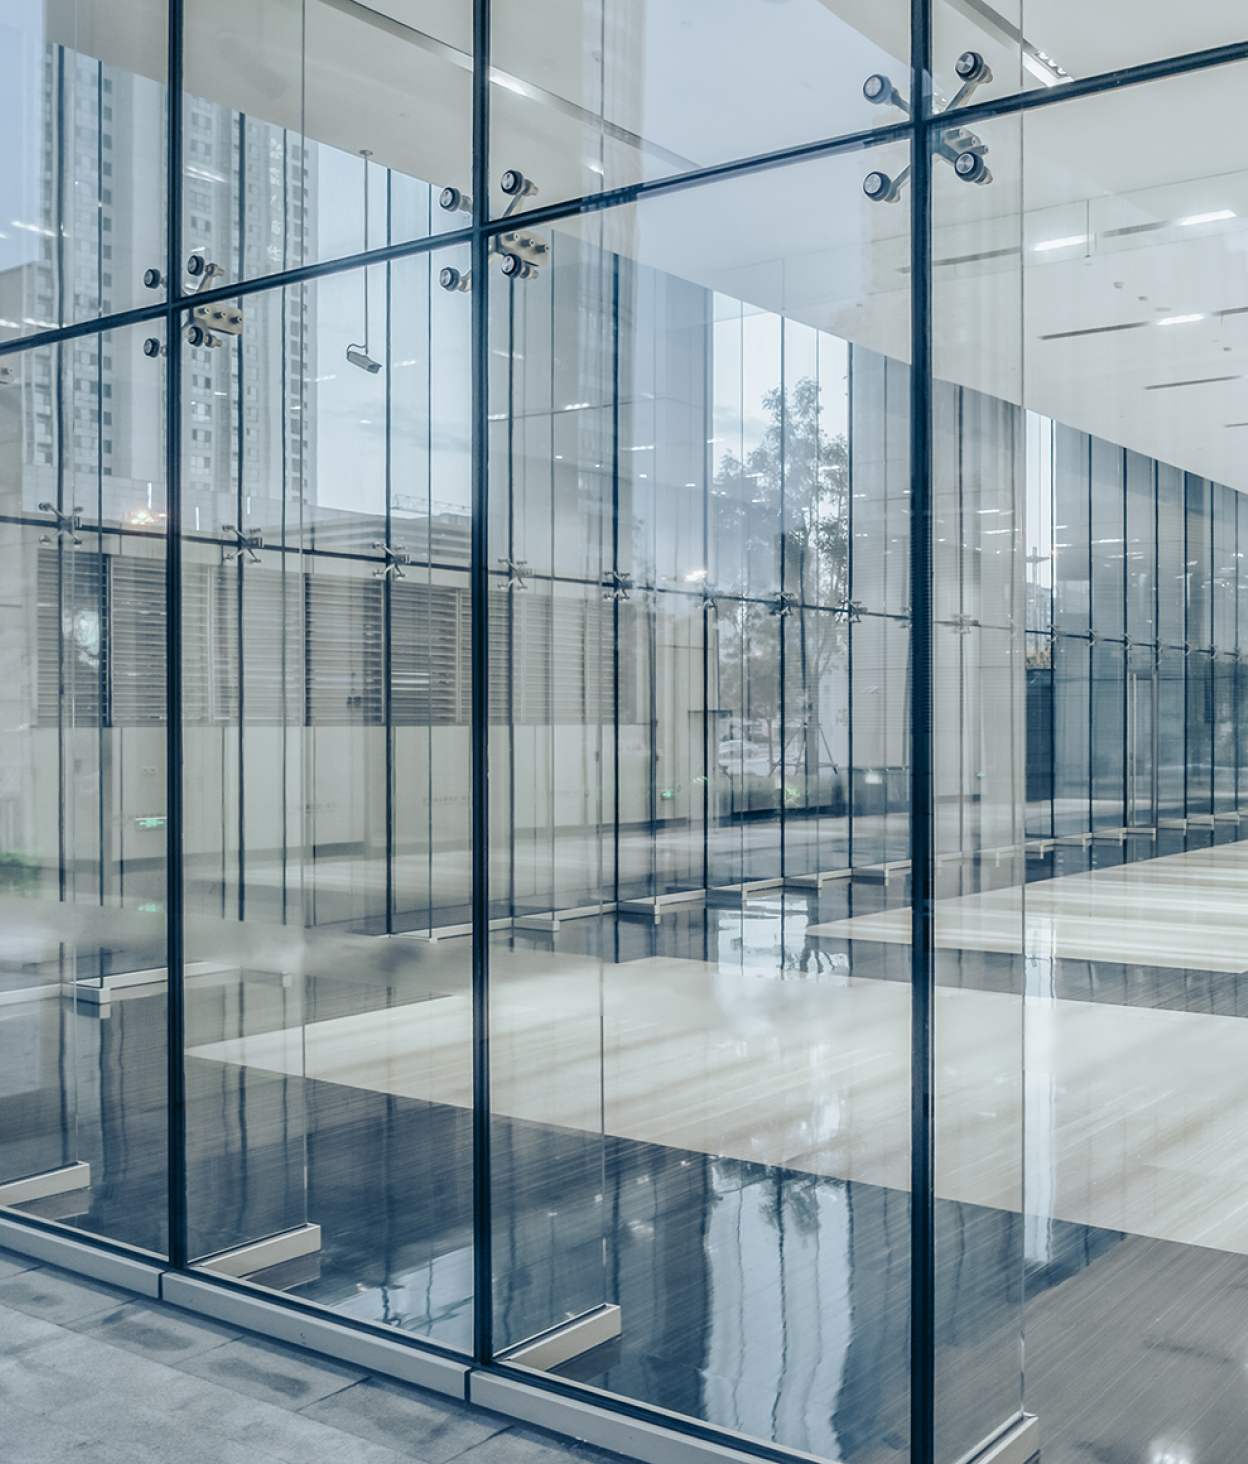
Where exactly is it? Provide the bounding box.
[1034,235,1086,251]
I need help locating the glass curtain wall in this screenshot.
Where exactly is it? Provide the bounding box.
[484,144,912,1457]
[4,4,1248,1464]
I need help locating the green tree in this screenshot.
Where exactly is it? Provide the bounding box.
[712,376,849,785]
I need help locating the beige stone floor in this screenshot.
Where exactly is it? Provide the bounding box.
[808,839,1248,971]
[190,841,1248,1255]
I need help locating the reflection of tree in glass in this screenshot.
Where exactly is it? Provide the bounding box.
[713,377,849,794]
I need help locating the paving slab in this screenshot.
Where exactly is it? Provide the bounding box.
[70,1300,241,1364]
[0,1251,627,1464]
[0,1247,40,1281]
[300,1375,506,1461]
[175,1333,366,1411]
[0,1265,135,1325]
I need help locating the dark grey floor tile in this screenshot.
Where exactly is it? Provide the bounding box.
[300,1376,506,1462]
[0,1396,100,1463]
[0,1300,66,1357]
[0,1248,40,1281]
[0,1330,211,1413]
[70,1300,240,1363]
[450,1425,605,1464]
[0,1266,134,1325]
[155,1381,423,1464]
[175,1334,365,1411]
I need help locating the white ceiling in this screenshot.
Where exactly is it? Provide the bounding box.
[38,0,1248,488]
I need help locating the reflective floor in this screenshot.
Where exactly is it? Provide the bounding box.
[7,833,1248,1460]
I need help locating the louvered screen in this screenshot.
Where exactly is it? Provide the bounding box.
[109,556,167,726]
[37,551,628,730]
[390,580,467,725]
[241,566,300,726]
[208,565,241,724]
[37,546,107,728]
[485,591,618,726]
[304,574,384,724]
[180,563,218,725]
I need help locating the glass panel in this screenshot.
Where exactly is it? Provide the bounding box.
[0,321,169,1255]
[489,0,910,213]
[1011,63,1248,1464]
[937,0,1248,108]
[181,248,475,1349]
[932,105,1026,1463]
[182,0,472,287]
[488,140,912,1458]
[0,0,168,343]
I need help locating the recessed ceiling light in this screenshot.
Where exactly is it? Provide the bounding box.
[1178,210,1235,226]
[1157,314,1203,326]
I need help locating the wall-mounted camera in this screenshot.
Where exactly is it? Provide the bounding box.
[346,345,382,374]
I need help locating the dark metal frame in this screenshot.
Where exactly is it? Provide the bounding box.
[6,4,1248,1462]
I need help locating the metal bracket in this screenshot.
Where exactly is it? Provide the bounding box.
[372,541,410,580]
[182,260,241,348]
[771,591,798,619]
[221,524,262,564]
[948,612,980,635]
[499,557,530,591]
[438,174,546,289]
[862,52,995,202]
[832,598,866,624]
[603,569,633,602]
[38,502,83,546]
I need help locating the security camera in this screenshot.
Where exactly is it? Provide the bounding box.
[143,267,162,289]
[863,169,904,203]
[439,266,471,292]
[346,345,382,374]
[439,186,472,213]
[954,151,991,185]
[955,50,992,84]
[499,170,537,199]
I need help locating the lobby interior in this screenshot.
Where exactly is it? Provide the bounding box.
[4,4,1248,1464]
